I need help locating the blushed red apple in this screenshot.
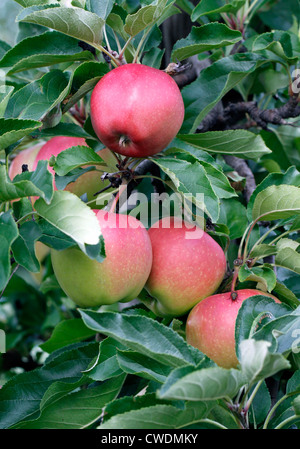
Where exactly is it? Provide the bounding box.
[32,136,107,203]
[144,217,227,317]
[90,63,185,158]
[10,136,109,206]
[51,210,153,308]
[186,289,281,368]
[9,142,45,179]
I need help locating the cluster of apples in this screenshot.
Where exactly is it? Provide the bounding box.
[9,63,280,369]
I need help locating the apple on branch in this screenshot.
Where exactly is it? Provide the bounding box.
[9,136,109,205]
[186,289,281,368]
[51,210,153,308]
[143,217,227,317]
[90,63,185,158]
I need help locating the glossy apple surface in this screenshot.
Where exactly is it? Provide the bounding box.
[186,289,281,368]
[145,217,227,317]
[51,210,153,308]
[90,63,185,158]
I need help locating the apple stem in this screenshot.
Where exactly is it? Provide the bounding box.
[109,184,128,213]
[230,268,240,300]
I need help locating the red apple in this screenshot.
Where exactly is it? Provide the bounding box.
[186,289,281,368]
[144,217,227,317]
[51,210,153,308]
[90,63,185,158]
[9,142,45,179]
[32,136,109,205]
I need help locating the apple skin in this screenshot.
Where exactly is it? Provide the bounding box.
[32,136,109,205]
[186,289,281,369]
[9,142,45,179]
[90,63,185,158]
[51,210,153,308]
[144,217,227,317]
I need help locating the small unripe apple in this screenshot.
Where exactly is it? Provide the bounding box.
[144,217,227,317]
[51,210,153,308]
[186,289,281,368]
[90,63,185,158]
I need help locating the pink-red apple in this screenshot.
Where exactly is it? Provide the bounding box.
[90,63,185,158]
[144,217,227,317]
[9,142,45,179]
[32,136,106,203]
[10,136,109,206]
[186,289,281,368]
[51,210,153,308]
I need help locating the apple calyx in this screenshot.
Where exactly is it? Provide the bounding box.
[119,135,132,148]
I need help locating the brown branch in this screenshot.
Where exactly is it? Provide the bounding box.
[223,155,257,203]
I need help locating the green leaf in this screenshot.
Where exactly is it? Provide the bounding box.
[124,0,170,36]
[0,210,19,291]
[0,118,41,150]
[218,198,248,239]
[0,31,94,74]
[15,375,125,429]
[181,53,266,133]
[32,122,94,140]
[62,61,109,113]
[177,129,272,160]
[40,318,97,353]
[11,220,42,272]
[235,296,292,359]
[5,69,71,121]
[192,0,246,21]
[37,218,77,250]
[0,86,14,118]
[249,244,278,260]
[0,160,53,203]
[171,23,242,61]
[18,6,105,48]
[252,185,300,222]
[99,401,217,429]
[252,307,300,355]
[117,350,173,383]
[238,264,277,293]
[275,246,300,275]
[252,30,300,64]
[34,190,102,251]
[86,0,114,19]
[239,339,290,386]
[52,145,105,176]
[14,0,58,6]
[272,281,300,308]
[247,166,300,221]
[152,156,220,222]
[86,338,125,381]
[79,310,203,368]
[158,365,246,401]
[168,150,237,199]
[0,342,98,429]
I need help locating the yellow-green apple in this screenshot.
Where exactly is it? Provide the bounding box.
[186,289,281,368]
[144,217,227,317]
[51,209,153,308]
[90,63,185,158]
